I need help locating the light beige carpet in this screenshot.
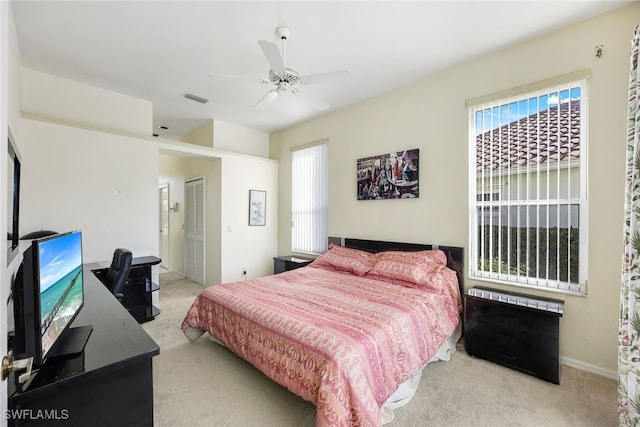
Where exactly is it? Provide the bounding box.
[143,272,617,427]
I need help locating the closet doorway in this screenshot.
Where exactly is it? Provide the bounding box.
[185,177,205,284]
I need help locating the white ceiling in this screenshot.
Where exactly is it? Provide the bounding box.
[11,1,631,140]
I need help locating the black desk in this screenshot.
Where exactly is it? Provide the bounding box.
[93,256,161,323]
[7,264,160,426]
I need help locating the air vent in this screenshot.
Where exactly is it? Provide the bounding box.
[183,93,209,104]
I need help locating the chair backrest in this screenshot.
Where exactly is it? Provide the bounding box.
[104,248,133,300]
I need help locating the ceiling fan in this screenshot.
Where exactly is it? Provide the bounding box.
[210,26,352,110]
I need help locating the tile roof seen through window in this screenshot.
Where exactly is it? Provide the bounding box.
[476,100,580,172]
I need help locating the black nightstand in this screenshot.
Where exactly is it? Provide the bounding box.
[273,255,314,274]
[464,286,564,384]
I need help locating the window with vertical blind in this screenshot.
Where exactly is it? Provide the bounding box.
[468,73,588,295]
[291,141,328,255]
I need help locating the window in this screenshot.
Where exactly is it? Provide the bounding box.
[468,77,588,295]
[291,141,328,254]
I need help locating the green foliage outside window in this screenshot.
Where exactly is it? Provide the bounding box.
[478,226,579,284]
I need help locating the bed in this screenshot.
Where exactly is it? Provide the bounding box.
[181,238,464,427]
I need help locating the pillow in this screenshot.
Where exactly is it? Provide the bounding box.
[366,267,462,311]
[367,249,447,286]
[309,243,377,276]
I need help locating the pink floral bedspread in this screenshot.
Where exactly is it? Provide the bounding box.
[181,266,460,427]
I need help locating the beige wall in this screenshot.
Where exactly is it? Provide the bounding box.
[183,119,214,148]
[219,153,278,282]
[21,68,152,137]
[16,64,277,288]
[271,3,640,375]
[20,118,159,263]
[173,120,273,284]
[182,118,270,157]
[159,147,278,285]
[213,119,270,158]
[16,65,159,264]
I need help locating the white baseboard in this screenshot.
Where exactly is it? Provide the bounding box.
[159,268,186,278]
[560,356,617,379]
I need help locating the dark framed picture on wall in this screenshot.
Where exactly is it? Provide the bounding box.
[249,190,266,226]
[357,148,419,200]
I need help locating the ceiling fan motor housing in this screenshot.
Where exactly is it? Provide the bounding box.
[269,68,302,92]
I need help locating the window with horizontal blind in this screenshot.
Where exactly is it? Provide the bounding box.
[291,141,328,255]
[468,76,588,295]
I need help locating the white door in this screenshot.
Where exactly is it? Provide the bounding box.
[158,185,169,270]
[185,178,205,284]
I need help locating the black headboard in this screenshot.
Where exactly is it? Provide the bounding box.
[331,237,465,296]
[344,238,432,253]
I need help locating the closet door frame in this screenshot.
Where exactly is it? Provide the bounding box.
[185,176,205,284]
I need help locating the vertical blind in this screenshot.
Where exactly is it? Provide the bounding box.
[469,78,587,295]
[292,142,328,254]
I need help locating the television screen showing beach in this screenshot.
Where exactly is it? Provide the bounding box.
[38,232,83,356]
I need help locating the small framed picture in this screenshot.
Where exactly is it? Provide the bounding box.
[249,190,266,226]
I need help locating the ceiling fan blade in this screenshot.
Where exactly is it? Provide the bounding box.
[258,40,285,75]
[301,70,353,85]
[254,89,279,110]
[208,73,268,84]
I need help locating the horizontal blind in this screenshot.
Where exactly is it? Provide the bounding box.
[470,79,587,295]
[292,143,328,254]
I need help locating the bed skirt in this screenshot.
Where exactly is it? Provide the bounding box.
[184,320,462,425]
[380,320,462,424]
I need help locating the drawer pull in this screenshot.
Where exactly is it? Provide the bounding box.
[499,332,517,340]
[500,313,517,320]
[499,352,516,361]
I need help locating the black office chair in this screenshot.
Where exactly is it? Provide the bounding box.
[103,248,133,302]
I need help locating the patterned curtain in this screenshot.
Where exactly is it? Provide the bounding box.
[621,24,640,426]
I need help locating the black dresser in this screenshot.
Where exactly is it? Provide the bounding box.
[464,286,564,384]
[8,265,159,426]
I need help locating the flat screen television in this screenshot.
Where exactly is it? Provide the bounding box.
[13,230,92,369]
